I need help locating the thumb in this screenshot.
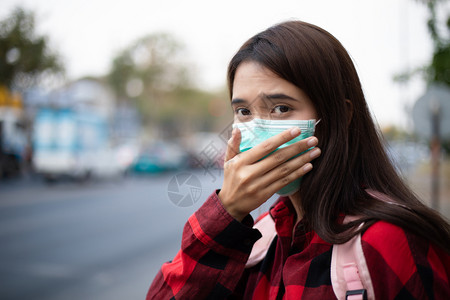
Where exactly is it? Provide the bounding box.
[224,127,241,162]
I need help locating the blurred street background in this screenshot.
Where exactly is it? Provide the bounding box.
[0,0,449,299]
[0,170,221,299]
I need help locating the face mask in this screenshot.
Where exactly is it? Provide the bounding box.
[232,118,318,196]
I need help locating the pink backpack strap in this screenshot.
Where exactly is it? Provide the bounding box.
[245,213,277,268]
[365,189,409,210]
[331,189,401,299]
[331,216,375,300]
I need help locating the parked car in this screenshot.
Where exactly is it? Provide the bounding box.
[130,141,188,174]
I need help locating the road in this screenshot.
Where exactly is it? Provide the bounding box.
[0,169,224,300]
[1,161,447,300]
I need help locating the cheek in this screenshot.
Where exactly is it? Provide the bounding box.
[305,103,319,120]
[289,109,318,121]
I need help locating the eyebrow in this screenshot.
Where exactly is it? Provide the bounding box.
[230,93,299,107]
[262,93,299,102]
[230,98,247,106]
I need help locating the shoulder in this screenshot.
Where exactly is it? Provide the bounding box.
[361,221,415,277]
[361,220,408,252]
[361,220,450,298]
[361,220,449,261]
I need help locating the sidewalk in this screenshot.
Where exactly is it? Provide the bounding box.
[405,158,450,220]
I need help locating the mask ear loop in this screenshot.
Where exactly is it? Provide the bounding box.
[315,119,321,126]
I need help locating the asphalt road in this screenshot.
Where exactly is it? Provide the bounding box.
[0,169,225,300]
[3,161,445,300]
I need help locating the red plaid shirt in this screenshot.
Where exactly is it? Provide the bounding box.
[147,191,450,299]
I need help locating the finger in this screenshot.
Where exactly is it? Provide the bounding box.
[265,162,313,193]
[261,148,319,193]
[256,136,318,172]
[243,127,302,164]
[259,147,320,188]
[224,127,241,162]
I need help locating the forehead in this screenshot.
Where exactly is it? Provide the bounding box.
[232,61,309,103]
[233,61,280,93]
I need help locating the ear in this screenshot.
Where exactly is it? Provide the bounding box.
[345,99,353,127]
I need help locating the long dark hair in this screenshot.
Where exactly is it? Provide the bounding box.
[227,20,450,252]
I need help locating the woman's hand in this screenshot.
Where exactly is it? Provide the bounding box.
[218,127,321,221]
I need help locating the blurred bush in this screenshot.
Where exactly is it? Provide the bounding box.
[0,7,64,91]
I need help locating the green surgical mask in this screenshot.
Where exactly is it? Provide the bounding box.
[232,118,318,196]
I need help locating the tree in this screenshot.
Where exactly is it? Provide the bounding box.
[0,7,63,91]
[108,33,190,100]
[425,0,450,86]
[395,0,450,87]
[107,32,230,137]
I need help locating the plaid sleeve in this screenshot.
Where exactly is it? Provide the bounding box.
[146,190,262,300]
[362,221,450,299]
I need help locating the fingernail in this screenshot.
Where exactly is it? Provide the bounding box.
[303,163,313,172]
[307,137,318,147]
[290,127,301,136]
[309,148,321,159]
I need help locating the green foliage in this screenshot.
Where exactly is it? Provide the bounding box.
[430,26,450,85]
[395,0,449,87]
[0,7,63,90]
[107,33,189,100]
[426,0,450,86]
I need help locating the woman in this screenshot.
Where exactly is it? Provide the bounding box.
[147,20,450,299]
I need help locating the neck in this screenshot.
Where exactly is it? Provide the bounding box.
[289,190,304,225]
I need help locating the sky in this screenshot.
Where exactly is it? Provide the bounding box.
[2,0,448,129]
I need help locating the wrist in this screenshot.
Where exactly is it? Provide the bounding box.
[217,190,247,222]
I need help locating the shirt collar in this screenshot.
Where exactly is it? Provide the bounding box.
[269,196,296,220]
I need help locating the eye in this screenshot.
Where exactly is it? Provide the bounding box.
[235,108,251,116]
[272,105,291,115]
